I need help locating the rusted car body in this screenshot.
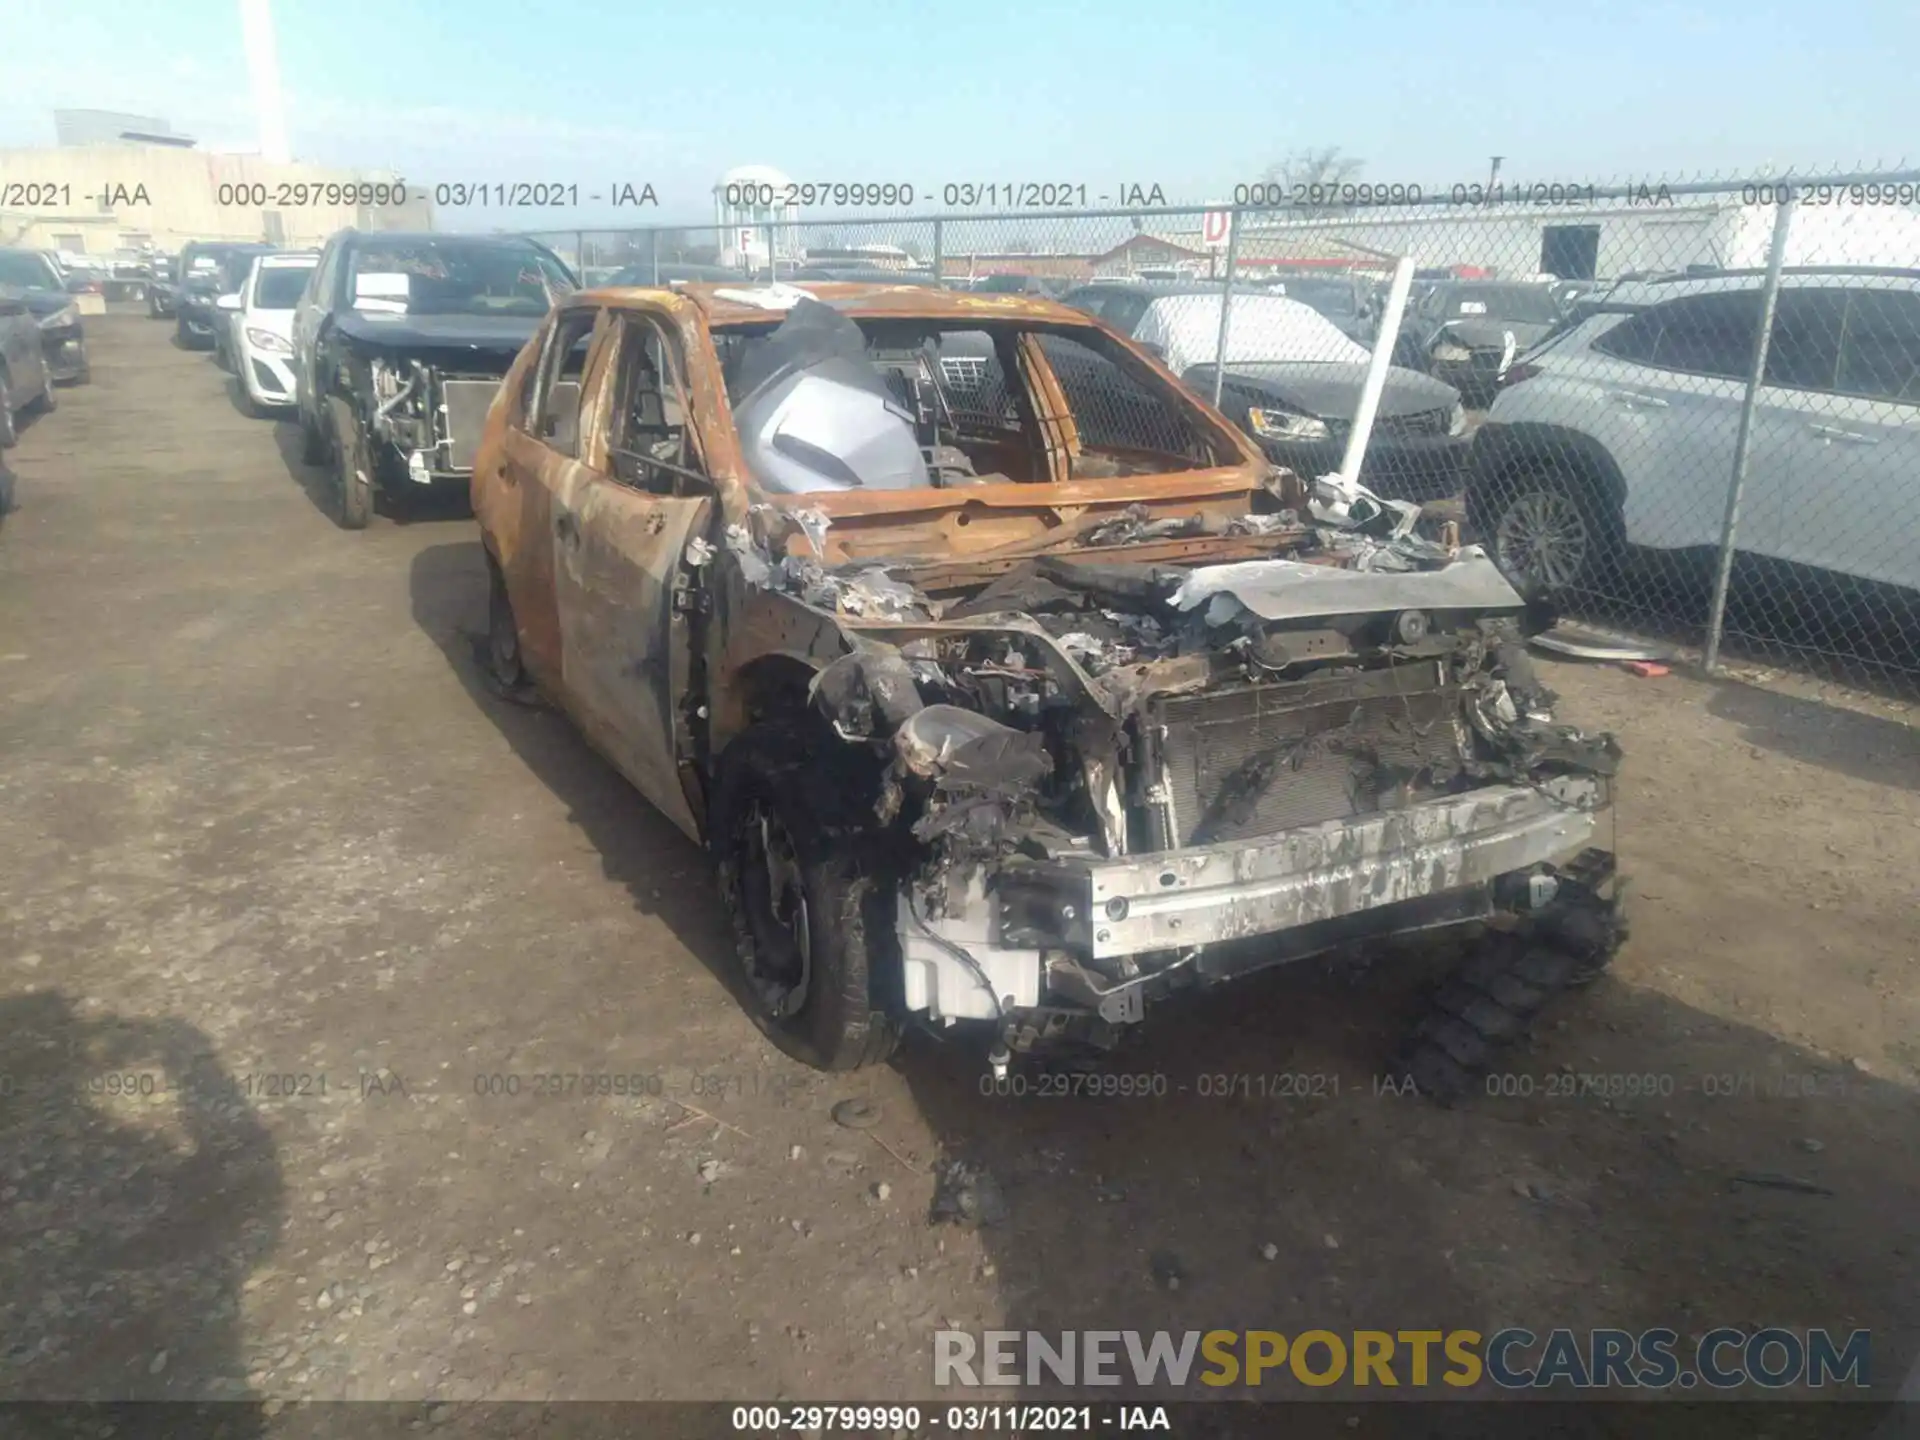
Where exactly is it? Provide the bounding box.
[472,281,1623,1085]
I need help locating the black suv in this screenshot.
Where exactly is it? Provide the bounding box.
[290,230,575,528]
[174,242,277,348]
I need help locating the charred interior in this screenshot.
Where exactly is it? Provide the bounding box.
[713,294,1235,495]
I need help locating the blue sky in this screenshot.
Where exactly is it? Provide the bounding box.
[5,0,1916,227]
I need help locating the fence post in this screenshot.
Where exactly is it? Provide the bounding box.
[765,220,777,280]
[1704,194,1795,674]
[932,218,944,288]
[576,230,585,276]
[649,227,659,287]
[1209,205,1243,411]
[1338,254,1417,487]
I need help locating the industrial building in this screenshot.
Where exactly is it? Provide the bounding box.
[3,0,433,266]
[0,138,429,261]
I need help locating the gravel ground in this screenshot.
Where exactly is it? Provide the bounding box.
[1,315,1917,1412]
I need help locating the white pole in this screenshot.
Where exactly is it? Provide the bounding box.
[238,0,291,165]
[1337,254,1416,485]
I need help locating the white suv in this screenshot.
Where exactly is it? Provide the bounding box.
[1467,269,1920,600]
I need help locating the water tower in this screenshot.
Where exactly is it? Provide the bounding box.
[714,164,798,270]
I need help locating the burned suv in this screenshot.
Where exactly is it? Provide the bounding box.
[292,230,575,528]
[473,282,1623,1091]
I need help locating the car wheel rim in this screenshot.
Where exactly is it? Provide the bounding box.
[737,798,811,1019]
[1497,490,1589,591]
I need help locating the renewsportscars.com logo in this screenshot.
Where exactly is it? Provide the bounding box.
[934,1327,1871,1391]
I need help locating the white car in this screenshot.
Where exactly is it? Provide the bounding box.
[1468,269,1920,599]
[220,251,318,416]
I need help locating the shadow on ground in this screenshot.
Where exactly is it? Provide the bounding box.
[890,958,1919,1424]
[405,539,737,986]
[272,427,479,531]
[1706,679,1919,791]
[0,993,282,1428]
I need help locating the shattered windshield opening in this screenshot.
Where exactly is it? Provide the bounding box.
[714,300,1226,495]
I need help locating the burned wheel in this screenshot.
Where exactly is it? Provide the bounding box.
[485,556,529,694]
[711,722,900,1072]
[1398,894,1624,1104]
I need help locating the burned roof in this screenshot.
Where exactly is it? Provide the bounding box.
[583,280,1103,328]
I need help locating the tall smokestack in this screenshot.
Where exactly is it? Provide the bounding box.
[239,0,290,163]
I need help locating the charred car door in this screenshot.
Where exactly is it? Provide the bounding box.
[494,305,605,688]
[550,307,713,842]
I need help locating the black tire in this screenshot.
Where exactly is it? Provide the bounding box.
[0,373,16,449]
[485,555,529,693]
[175,317,193,348]
[330,401,374,531]
[25,375,55,416]
[1475,464,1621,602]
[298,395,328,465]
[710,722,902,1072]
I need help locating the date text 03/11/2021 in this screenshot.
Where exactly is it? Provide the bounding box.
[720,181,1170,209]
[205,181,659,208]
[729,1405,1171,1433]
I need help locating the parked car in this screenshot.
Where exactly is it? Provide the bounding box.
[788,267,941,286]
[1394,281,1562,404]
[1059,282,1469,500]
[0,286,58,449]
[106,257,154,303]
[60,261,109,298]
[1257,274,1374,343]
[173,242,277,349]
[1468,267,1920,601]
[605,262,750,287]
[469,281,1622,1086]
[218,250,319,416]
[1549,278,1605,315]
[973,273,1076,298]
[0,247,90,387]
[147,255,178,318]
[291,229,576,528]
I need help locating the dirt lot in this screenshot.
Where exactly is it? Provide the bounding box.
[2,315,1918,1415]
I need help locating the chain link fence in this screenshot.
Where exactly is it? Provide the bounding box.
[524,168,1920,688]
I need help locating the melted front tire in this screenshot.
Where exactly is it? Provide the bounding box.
[484,556,532,697]
[1399,887,1625,1104]
[710,721,901,1072]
